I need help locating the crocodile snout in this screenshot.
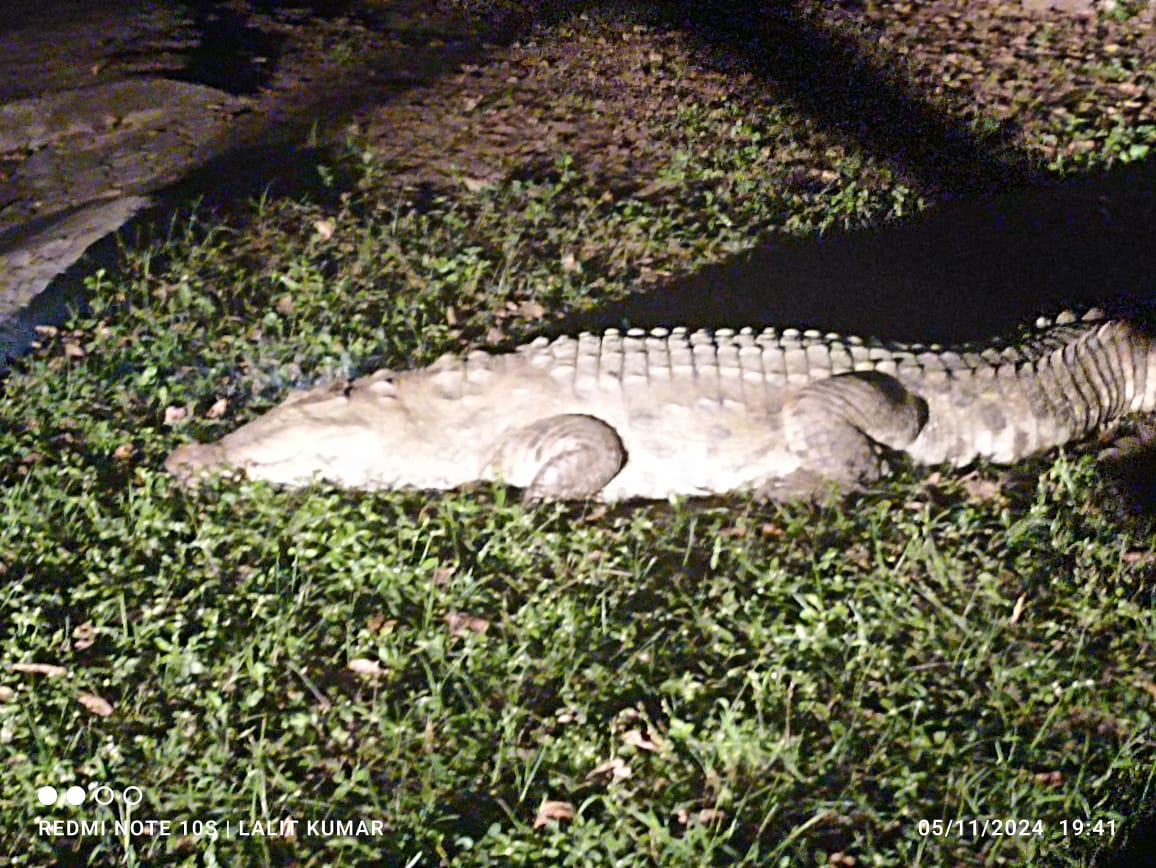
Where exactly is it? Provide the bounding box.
[165,441,232,485]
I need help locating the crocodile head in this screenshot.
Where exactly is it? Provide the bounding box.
[166,370,424,489]
[165,366,499,492]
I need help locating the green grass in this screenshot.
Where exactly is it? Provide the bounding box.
[3,417,1154,866]
[3,7,1156,864]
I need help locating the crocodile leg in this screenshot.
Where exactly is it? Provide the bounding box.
[487,414,627,500]
[769,372,929,498]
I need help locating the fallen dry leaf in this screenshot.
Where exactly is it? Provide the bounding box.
[517,300,547,320]
[11,662,68,677]
[677,807,726,826]
[73,622,97,651]
[77,693,114,717]
[112,442,135,461]
[577,504,609,524]
[962,474,1004,501]
[313,218,336,240]
[461,175,494,193]
[366,614,397,634]
[163,405,188,425]
[347,658,385,677]
[206,397,229,419]
[621,728,663,752]
[533,800,575,829]
[586,756,633,783]
[445,611,490,636]
[1008,593,1027,626]
[1031,770,1065,787]
[0,686,15,702]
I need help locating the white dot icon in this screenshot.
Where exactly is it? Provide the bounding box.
[65,786,86,806]
[37,786,58,806]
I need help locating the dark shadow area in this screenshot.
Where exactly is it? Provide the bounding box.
[1099,415,1156,521]
[559,154,1156,344]
[0,0,139,36]
[1096,811,1156,868]
[0,231,123,368]
[537,0,1154,344]
[248,0,358,16]
[117,1,362,97]
[663,0,1041,195]
[155,139,348,216]
[534,0,1036,198]
[159,1,292,96]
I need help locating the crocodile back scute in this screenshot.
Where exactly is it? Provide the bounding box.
[507,317,1145,392]
[501,316,1154,468]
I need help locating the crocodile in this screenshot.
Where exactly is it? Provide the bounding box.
[165,310,1156,501]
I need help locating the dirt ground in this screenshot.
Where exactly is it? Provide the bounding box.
[0,0,532,339]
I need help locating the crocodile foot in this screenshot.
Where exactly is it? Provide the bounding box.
[486,413,626,501]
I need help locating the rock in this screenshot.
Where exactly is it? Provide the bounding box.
[0,195,150,362]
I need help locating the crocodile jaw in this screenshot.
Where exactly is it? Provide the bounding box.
[165,379,493,491]
[165,410,401,489]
